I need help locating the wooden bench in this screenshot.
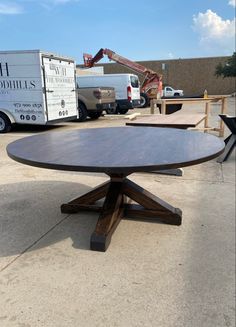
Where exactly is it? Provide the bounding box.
[126,113,207,129]
[126,113,207,176]
[150,96,228,137]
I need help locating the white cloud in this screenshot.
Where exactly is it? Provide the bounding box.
[193,10,235,39]
[53,0,76,3]
[0,0,78,14]
[228,0,236,7]
[193,9,235,53]
[17,0,79,11]
[31,0,79,10]
[37,0,78,5]
[168,52,174,59]
[0,2,23,14]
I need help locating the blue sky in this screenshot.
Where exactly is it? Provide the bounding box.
[0,0,235,63]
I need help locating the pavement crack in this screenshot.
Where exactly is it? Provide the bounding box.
[0,214,71,273]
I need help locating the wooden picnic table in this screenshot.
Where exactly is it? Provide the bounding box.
[150,96,228,137]
[126,113,206,129]
[126,113,207,176]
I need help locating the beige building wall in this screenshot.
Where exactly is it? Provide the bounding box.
[78,56,235,96]
[76,66,104,76]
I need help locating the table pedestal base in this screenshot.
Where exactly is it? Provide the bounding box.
[61,176,182,252]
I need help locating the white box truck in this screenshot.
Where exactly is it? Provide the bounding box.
[76,74,140,114]
[0,50,78,133]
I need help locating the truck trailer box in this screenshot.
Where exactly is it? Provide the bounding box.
[0,50,78,132]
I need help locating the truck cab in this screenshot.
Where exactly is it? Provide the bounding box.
[163,86,184,97]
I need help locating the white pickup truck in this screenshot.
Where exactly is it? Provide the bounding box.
[163,86,184,97]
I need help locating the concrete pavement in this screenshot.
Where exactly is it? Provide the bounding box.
[0,98,235,327]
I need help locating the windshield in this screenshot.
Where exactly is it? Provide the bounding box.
[130,75,139,88]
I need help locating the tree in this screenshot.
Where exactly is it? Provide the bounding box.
[215,52,236,78]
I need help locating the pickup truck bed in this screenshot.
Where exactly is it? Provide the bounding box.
[76,86,116,121]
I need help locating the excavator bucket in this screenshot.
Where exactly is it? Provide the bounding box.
[83,53,93,67]
[83,49,106,68]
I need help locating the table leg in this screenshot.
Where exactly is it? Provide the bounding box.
[61,181,110,213]
[217,134,236,163]
[90,179,124,251]
[150,99,155,114]
[161,100,166,114]
[219,97,227,137]
[204,102,210,132]
[122,179,182,225]
[151,168,183,176]
[61,176,182,252]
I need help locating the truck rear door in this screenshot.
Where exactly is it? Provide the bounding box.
[42,56,77,121]
[99,87,116,104]
[130,75,140,100]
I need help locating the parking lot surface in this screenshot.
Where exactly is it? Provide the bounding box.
[0,98,235,327]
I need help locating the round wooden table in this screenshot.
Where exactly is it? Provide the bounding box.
[7,127,224,252]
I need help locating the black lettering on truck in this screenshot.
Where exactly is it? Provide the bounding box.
[0,62,9,77]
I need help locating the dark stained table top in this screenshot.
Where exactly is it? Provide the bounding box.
[7,127,225,175]
[126,114,206,128]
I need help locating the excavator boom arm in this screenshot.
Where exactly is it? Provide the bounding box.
[83,48,161,78]
[83,48,162,97]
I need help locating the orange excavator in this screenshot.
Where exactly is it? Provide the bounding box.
[83,48,163,108]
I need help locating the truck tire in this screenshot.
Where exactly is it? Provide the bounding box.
[118,108,129,114]
[88,111,102,120]
[174,93,180,96]
[0,112,12,133]
[78,102,88,122]
[106,107,118,114]
[139,93,149,108]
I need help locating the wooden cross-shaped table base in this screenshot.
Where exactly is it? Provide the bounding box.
[217,115,236,163]
[61,175,182,252]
